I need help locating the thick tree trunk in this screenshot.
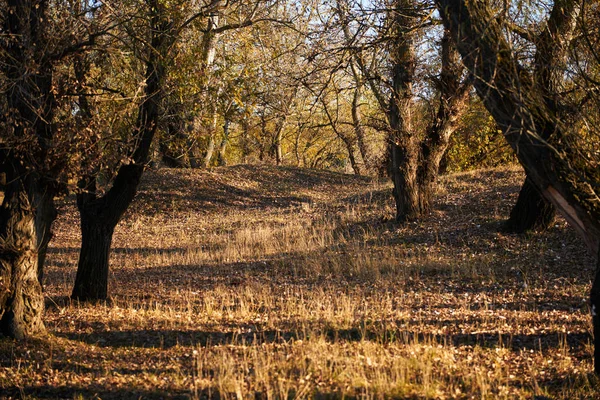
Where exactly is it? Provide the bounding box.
[505,177,556,233]
[71,216,114,301]
[389,139,420,221]
[0,0,58,337]
[72,165,145,301]
[0,180,45,338]
[387,0,426,221]
[436,0,600,374]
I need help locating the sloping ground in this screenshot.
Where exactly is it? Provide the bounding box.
[1,165,598,399]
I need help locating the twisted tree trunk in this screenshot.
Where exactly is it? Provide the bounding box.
[0,0,59,337]
[0,178,46,338]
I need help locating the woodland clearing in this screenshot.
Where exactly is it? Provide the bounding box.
[0,165,598,399]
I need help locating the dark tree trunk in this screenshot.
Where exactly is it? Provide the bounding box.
[34,190,57,283]
[0,0,59,338]
[591,247,600,374]
[505,177,556,233]
[72,165,145,301]
[0,179,46,338]
[72,212,114,301]
[436,0,600,373]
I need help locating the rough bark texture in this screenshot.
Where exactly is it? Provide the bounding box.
[505,178,556,233]
[72,1,169,301]
[0,179,45,338]
[388,3,470,221]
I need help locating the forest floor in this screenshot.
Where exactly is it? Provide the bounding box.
[1,164,599,399]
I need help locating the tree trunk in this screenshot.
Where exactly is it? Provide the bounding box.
[591,247,600,374]
[436,0,600,374]
[34,190,57,284]
[71,214,114,301]
[0,0,58,337]
[341,134,362,175]
[217,119,230,167]
[435,0,600,251]
[0,179,45,339]
[388,6,471,222]
[352,87,372,173]
[72,165,145,301]
[505,177,556,233]
[387,0,422,221]
[203,108,218,168]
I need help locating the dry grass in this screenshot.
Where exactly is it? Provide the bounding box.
[1,164,598,399]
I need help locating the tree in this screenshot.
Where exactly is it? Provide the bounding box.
[0,0,101,337]
[71,0,208,301]
[434,0,600,372]
[387,0,471,221]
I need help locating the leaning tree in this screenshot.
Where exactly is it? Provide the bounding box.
[434,0,600,372]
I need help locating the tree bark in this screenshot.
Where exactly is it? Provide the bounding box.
[387,0,423,221]
[72,209,114,301]
[0,0,59,337]
[34,189,57,283]
[505,178,556,233]
[435,0,600,253]
[0,179,45,338]
[73,165,145,301]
